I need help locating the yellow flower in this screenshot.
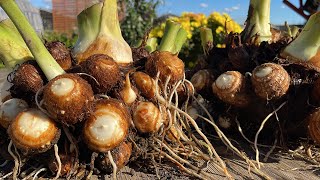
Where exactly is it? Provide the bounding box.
[199,14,206,20]
[157,30,164,38]
[216,26,224,34]
[208,11,242,33]
[181,21,191,30]
[187,32,192,39]
[216,44,226,48]
[202,19,208,25]
[191,21,201,28]
[170,17,179,22]
[160,22,166,29]
[149,29,158,38]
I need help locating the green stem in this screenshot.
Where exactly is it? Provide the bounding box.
[0,0,65,80]
[281,12,320,63]
[172,28,188,54]
[72,0,132,64]
[200,27,213,55]
[132,39,143,48]
[74,1,102,54]
[0,19,33,68]
[241,0,271,44]
[284,21,292,37]
[291,26,300,38]
[100,0,122,39]
[158,20,181,53]
[145,37,158,53]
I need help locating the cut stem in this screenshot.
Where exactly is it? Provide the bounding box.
[173,28,188,54]
[0,0,65,80]
[291,26,300,38]
[158,20,181,53]
[241,0,272,44]
[200,27,213,55]
[281,11,320,71]
[72,0,132,64]
[145,37,158,53]
[284,21,292,37]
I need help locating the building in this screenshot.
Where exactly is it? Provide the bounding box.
[52,0,102,33]
[40,9,53,31]
[52,0,126,33]
[0,0,43,33]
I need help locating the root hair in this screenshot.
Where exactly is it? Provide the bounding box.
[53,144,61,180]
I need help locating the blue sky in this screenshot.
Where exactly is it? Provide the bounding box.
[30,0,307,25]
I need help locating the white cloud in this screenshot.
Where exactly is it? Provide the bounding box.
[281,5,286,9]
[232,5,240,10]
[200,3,208,8]
[224,4,240,12]
[42,0,52,9]
[224,8,232,12]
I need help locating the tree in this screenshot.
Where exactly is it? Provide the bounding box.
[120,0,161,45]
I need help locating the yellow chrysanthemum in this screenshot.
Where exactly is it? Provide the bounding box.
[208,12,242,33]
[187,32,192,39]
[160,22,166,29]
[202,19,208,25]
[149,29,158,38]
[216,44,226,48]
[216,26,224,34]
[191,21,201,28]
[157,30,164,38]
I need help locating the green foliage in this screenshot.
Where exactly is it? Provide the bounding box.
[42,31,78,48]
[120,0,161,45]
[149,12,242,68]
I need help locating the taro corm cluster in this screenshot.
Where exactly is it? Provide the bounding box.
[189,0,320,172]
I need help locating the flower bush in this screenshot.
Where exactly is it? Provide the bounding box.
[149,12,242,67]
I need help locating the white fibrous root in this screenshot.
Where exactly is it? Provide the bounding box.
[186,105,199,120]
